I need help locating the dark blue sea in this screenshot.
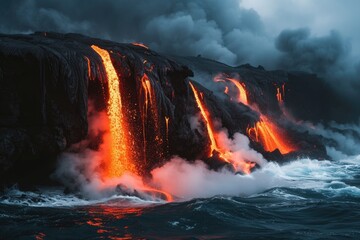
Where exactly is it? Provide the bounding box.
[1,157,360,239]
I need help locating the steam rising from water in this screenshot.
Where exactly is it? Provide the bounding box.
[48,105,360,204]
[53,108,269,201]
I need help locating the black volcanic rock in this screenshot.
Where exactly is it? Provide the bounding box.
[0,32,334,185]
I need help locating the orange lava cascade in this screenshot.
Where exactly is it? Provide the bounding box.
[131,42,149,49]
[214,75,295,155]
[189,82,218,157]
[226,78,248,105]
[140,73,163,158]
[247,116,295,154]
[190,82,257,174]
[91,45,136,177]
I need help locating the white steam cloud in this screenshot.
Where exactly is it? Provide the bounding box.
[53,104,272,201]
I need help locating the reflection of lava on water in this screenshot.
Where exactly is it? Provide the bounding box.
[84,205,144,239]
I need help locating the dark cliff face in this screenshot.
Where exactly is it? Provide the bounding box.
[0,32,335,185]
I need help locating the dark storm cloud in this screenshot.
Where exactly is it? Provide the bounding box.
[275,28,350,74]
[0,0,359,102]
[0,0,272,66]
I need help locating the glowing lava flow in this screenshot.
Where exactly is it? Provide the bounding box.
[214,75,296,155]
[91,45,136,177]
[247,116,295,154]
[226,78,248,105]
[84,56,92,80]
[131,42,149,49]
[276,84,285,104]
[214,75,248,105]
[189,82,218,157]
[190,82,256,174]
[140,73,163,159]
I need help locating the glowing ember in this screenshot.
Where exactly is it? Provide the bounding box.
[224,86,229,95]
[91,45,136,177]
[247,116,295,154]
[131,42,149,49]
[165,116,170,142]
[276,84,285,103]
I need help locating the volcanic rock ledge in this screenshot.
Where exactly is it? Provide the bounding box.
[0,32,330,186]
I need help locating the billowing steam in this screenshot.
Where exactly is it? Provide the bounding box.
[53,101,270,201]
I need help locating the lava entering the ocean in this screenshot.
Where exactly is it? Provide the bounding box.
[214,74,296,155]
[190,81,256,174]
[91,45,136,177]
[247,117,295,154]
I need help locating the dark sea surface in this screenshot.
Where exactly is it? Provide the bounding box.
[1,156,360,240]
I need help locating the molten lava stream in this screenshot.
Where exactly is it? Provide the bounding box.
[214,75,295,154]
[214,75,248,105]
[247,116,295,154]
[131,42,149,49]
[225,77,248,105]
[91,45,136,177]
[189,82,219,157]
[91,46,173,202]
[189,82,256,174]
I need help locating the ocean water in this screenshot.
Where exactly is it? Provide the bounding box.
[1,156,360,239]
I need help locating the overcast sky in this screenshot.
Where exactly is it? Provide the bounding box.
[1,0,359,92]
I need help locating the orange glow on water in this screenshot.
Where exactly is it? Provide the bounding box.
[131,42,149,49]
[247,116,295,154]
[91,45,136,177]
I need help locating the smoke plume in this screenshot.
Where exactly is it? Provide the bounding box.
[1,0,359,100]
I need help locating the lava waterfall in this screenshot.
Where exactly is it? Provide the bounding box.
[0,32,332,186]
